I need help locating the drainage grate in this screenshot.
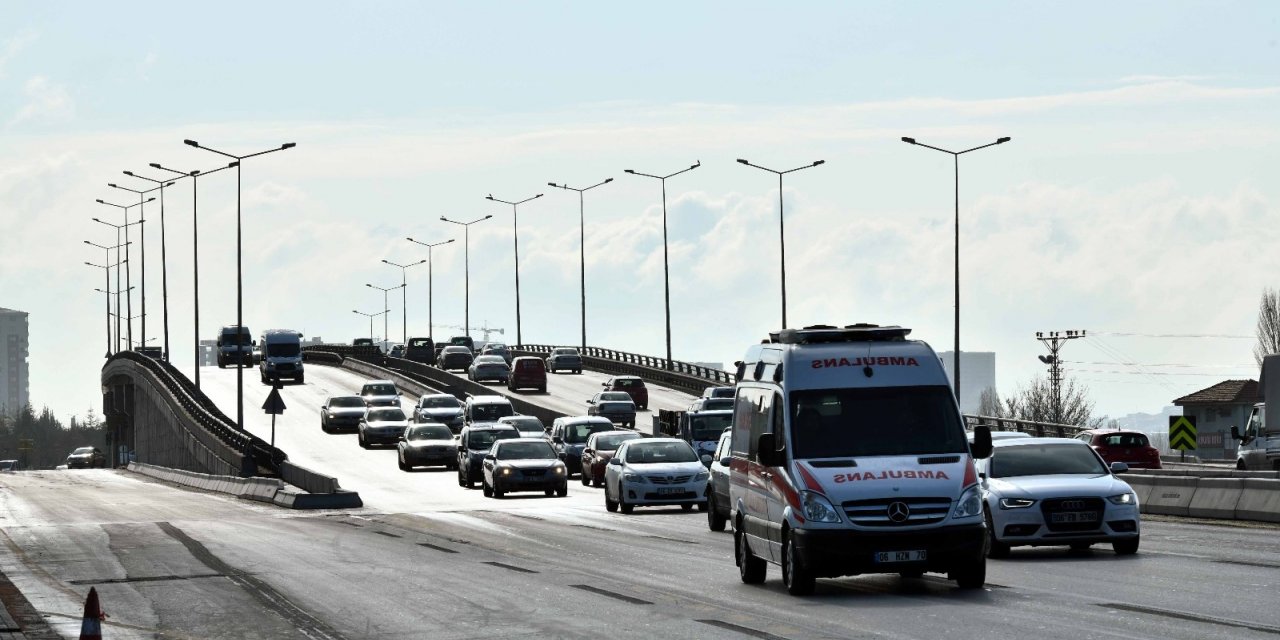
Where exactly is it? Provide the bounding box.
[417,542,458,554]
[695,619,789,640]
[482,561,538,574]
[568,584,652,605]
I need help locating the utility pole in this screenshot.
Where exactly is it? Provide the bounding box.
[1036,330,1086,424]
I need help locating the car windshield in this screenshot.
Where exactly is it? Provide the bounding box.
[407,425,453,440]
[409,339,431,348]
[486,344,507,352]
[471,403,514,422]
[73,447,95,454]
[468,429,517,449]
[599,392,631,401]
[266,343,300,357]
[990,444,1109,478]
[701,398,733,411]
[368,409,406,422]
[450,338,471,346]
[690,414,733,441]
[364,384,396,396]
[1098,433,1150,447]
[595,433,640,450]
[625,441,698,464]
[330,397,365,408]
[564,422,610,444]
[614,379,643,388]
[789,385,967,459]
[709,387,735,398]
[421,396,460,409]
[496,441,556,460]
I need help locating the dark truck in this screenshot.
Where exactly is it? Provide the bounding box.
[654,408,734,466]
[404,336,436,366]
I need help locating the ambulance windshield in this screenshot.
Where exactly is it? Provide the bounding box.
[789,385,967,458]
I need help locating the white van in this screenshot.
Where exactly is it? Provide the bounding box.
[258,329,304,384]
[729,324,992,595]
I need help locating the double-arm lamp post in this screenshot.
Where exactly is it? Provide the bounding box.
[404,237,454,339]
[366,282,405,350]
[91,213,146,350]
[439,215,492,337]
[484,193,542,347]
[547,178,612,349]
[380,259,426,345]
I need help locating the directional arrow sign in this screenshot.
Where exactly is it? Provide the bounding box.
[1169,415,1197,451]
[262,387,287,415]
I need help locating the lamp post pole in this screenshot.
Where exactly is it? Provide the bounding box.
[547,178,613,349]
[94,199,151,349]
[440,215,492,338]
[91,216,144,350]
[405,237,455,339]
[152,161,238,389]
[87,262,124,356]
[736,158,826,331]
[380,259,426,344]
[901,135,1011,402]
[366,283,405,351]
[107,183,166,357]
[84,240,129,354]
[184,138,295,434]
[484,193,542,347]
[353,309,386,344]
[624,161,700,368]
[124,170,181,361]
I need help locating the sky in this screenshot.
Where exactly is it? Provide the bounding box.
[2,1,1279,425]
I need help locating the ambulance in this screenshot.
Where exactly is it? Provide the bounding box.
[728,323,993,595]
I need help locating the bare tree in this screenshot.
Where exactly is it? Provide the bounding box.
[1255,287,1280,366]
[977,387,1004,417]
[1003,375,1103,428]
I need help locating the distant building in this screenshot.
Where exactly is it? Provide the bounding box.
[937,351,996,415]
[0,307,30,415]
[1172,379,1259,461]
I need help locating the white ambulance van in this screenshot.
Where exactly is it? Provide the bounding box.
[729,324,993,595]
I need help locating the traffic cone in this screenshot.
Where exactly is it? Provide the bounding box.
[79,586,107,639]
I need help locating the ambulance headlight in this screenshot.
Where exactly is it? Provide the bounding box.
[801,491,841,524]
[953,485,984,519]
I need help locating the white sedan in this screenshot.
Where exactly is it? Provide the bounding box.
[603,438,708,514]
[978,437,1140,557]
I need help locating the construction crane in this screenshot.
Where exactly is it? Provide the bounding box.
[437,321,506,343]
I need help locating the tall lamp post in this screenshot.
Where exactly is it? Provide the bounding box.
[152,161,238,389]
[405,237,454,338]
[366,282,405,350]
[91,215,145,350]
[124,170,181,361]
[87,263,125,356]
[94,199,152,348]
[484,193,542,347]
[547,178,612,349]
[624,161,700,368]
[901,135,1010,402]
[353,309,387,344]
[736,158,825,331]
[440,215,492,337]
[84,240,129,353]
[380,259,426,344]
[185,138,296,434]
[107,183,167,356]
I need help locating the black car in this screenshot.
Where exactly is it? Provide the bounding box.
[398,423,458,471]
[482,438,568,498]
[706,429,733,532]
[322,395,368,432]
[456,424,521,488]
[66,446,106,469]
[404,336,436,366]
[440,346,474,372]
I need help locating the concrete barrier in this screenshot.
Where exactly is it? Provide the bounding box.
[1122,473,1156,505]
[1187,477,1244,519]
[1234,478,1280,524]
[127,462,361,510]
[1141,475,1199,516]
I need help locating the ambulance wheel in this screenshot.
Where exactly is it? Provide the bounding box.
[951,557,986,589]
[782,529,815,596]
[735,525,766,584]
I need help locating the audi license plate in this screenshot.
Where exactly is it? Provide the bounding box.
[874,550,926,563]
[1050,511,1098,524]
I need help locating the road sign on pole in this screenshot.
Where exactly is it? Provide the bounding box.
[1169,415,1197,461]
[262,383,287,449]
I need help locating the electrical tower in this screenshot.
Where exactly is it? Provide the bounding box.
[1035,329,1086,424]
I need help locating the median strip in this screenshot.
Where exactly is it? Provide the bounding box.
[416,542,458,554]
[482,561,538,574]
[69,573,225,585]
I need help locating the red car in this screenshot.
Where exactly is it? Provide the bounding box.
[508,356,547,393]
[579,430,642,487]
[1075,429,1163,469]
[603,376,648,410]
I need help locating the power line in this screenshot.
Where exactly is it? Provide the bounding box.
[1092,331,1253,339]
[1069,368,1253,377]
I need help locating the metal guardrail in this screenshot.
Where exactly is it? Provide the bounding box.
[517,344,734,385]
[963,414,1086,438]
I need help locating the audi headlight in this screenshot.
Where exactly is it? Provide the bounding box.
[694,470,709,482]
[801,491,841,524]
[623,472,645,483]
[953,485,984,518]
[1107,492,1136,505]
[999,497,1036,509]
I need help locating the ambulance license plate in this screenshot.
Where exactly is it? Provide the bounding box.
[874,550,926,563]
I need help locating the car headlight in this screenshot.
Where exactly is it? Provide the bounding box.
[501,468,512,476]
[694,470,709,482]
[623,472,645,483]
[999,497,1036,509]
[1107,492,1136,505]
[554,465,566,475]
[953,485,984,518]
[801,491,841,524]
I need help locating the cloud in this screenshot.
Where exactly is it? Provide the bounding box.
[0,29,37,78]
[9,76,74,126]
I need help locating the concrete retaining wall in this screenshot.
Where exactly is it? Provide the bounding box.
[128,462,362,509]
[1119,472,1280,523]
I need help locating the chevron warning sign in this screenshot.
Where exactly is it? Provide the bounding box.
[1169,415,1197,451]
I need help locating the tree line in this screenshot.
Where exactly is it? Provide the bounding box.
[0,405,108,469]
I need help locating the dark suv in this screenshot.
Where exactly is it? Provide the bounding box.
[604,376,648,410]
[508,356,547,393]
[404,337,436,365]
[456,424,521,488]
[439,346,474,372]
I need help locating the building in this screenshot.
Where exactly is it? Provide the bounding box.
[937,351,996,415]
[0,308,30,415]
[1172,379,1258,461]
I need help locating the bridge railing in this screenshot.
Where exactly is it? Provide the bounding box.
[963,414,1087,438]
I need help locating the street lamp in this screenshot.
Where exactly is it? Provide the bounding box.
[124,170,180,362]
[87,261,125,357]
[353,309,388,345]
[484,193,542,347]
[625,161,700,368]
[380,258,427,344]
[107,183,166,358]
[366,282,406,351]
[440,215,493,337]
[185,138,296,435]
[901,135,1011,402]
[152,161,238,389]
[736,158,825,331]
[405,237,455,339]
[84,240,129,353]
[547,178,613,349]
[91,214,145,350]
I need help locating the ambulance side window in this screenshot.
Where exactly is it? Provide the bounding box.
[735,388,772,461]
[731,387,756,458]
[771,393,786,452]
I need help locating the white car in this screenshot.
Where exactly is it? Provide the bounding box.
[603,438,708,514]
[358,407,411,449]
[978,437,1140,557]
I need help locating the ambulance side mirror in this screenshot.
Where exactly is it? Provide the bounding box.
[971,425,993,459]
